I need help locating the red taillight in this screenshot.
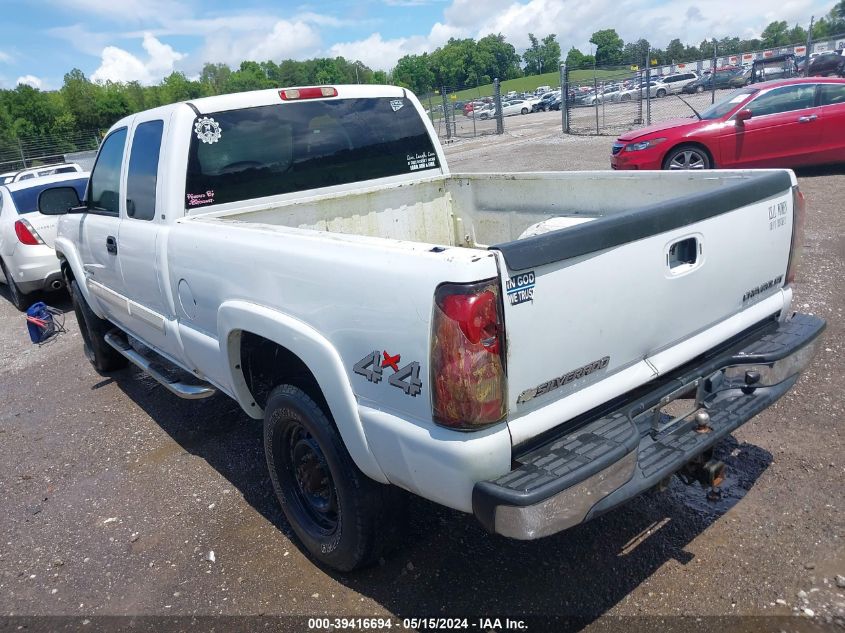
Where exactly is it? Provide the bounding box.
[14,219,43,246]
[431,279,507,430]
[279,86,338,100]
[786,185,806,284]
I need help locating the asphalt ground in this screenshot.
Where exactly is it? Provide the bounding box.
[0,112,843,633]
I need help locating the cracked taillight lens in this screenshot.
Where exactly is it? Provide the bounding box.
[430,279,507,430]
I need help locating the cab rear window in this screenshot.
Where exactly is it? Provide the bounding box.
[185,97,439,208]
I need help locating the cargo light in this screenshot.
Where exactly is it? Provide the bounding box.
[786,185,806,284]
[431,279,507,430]
[14,219,43,246]
[279,87,338,101]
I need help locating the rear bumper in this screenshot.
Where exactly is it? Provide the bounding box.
[472,312,825,539]
[6,244,61,292]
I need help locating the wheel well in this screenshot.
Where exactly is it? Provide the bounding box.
[661,142,715,169]
[59,257,74,284]
[239,331,329,415]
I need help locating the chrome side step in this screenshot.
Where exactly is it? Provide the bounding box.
[104,331,216,400]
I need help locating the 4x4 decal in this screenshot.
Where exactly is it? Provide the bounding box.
[354,350,422,397]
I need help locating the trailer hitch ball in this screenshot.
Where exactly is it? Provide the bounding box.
[694,410,711,434]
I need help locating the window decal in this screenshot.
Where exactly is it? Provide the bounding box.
[194,117,222,144]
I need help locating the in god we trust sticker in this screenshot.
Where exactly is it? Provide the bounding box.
[194,117,222,144]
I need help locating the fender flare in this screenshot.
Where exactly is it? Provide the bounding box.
[55,237,107,319]
[217,300,388,484]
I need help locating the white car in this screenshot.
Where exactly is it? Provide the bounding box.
[500,99,533,116]
[471,103,496,119]
[0,172,89,309]
[652,72,699,97]
[6,163,83,184]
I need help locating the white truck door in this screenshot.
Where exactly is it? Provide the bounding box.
[80,127,131,323]
[117,115,173,354]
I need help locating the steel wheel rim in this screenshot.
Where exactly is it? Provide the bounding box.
[669,150,707,170]
[286,422,338,532]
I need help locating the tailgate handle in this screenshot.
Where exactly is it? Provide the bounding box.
[667,237,699,270]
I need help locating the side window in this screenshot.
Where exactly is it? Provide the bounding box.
[126,120,164,221]
[747,85,816,117]
[819,84,845,106]
[89,128,127,215]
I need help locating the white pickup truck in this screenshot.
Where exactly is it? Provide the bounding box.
[38,84,824,571]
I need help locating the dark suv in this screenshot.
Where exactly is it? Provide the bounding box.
[807,51,845,77]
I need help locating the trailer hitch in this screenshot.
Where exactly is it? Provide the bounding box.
[677,455,725,488]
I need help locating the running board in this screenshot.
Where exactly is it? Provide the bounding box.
[104,331,217,400]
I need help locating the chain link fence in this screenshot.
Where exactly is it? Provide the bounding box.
[0,129,102,173]
[423,80,507,141]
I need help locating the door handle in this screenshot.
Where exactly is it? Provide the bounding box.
[106,236,117,254]
[797,114,818,123]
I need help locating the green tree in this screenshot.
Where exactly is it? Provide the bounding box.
[665,38,686,63]
[476,34,522,80]
[393,53,434,94]
[565,47,594,68]
[787,24,808,45]
[523,33,560,75]
[622,39,651,65]
[761,21,790,47]
[590,29,624,66]
[200,63,231,95]
[60,69,99,131]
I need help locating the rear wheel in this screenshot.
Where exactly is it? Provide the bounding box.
[695,85,704,93]
[264,384,402,571]
[663,144,712,170]
[69,279,127,373]
[521,107,529,115]
[0,259,30,311]
[656,88,667,98]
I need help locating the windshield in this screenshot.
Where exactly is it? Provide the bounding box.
[699,87,757,120]
[185,97,440,209]
[10,178,88,214]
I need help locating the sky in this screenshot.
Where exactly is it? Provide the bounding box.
[0,0,836,90]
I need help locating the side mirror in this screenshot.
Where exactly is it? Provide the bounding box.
[38,186,82,215]
[735,109,753,123]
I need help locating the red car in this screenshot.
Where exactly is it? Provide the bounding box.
[611,77,845,170]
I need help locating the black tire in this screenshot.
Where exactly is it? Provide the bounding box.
[264,384,402,571]
[656,88,667,98]
[521,107,529,114]
[695,85,704,93]
[69,279,127,373]
[0,258,31,311]
[662,144,712,170]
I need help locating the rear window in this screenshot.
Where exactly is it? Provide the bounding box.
[185,97,440,208]
[10,178,88,215]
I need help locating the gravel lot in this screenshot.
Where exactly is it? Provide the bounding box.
[0,112,843,631]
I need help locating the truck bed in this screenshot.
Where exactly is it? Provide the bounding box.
[207,170,787,250]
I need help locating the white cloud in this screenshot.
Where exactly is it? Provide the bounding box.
[0,51,11,63]
[16,75,43,89]
[91,33,184,84]
[328,22,465,71]
[199,18,322,67]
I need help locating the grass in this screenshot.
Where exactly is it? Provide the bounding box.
[425,69,627,104]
